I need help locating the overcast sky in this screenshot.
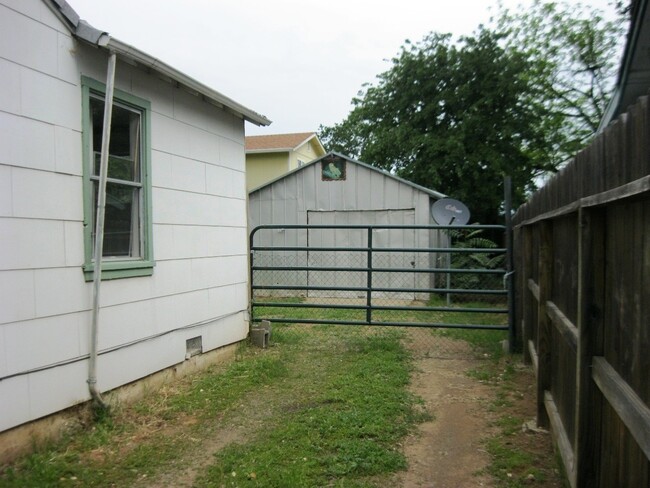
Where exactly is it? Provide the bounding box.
[70,0,618,136]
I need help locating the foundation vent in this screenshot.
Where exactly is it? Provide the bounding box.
[185,336,203,359]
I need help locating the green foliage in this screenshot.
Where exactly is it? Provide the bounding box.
[320,3,626,223]
[448,228,504,267]
[486,436,537,485]
[321,29,556,224]
[447,227,505,291]
[493,0,627,159]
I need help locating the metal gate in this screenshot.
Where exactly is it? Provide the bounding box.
[250,224,513,344]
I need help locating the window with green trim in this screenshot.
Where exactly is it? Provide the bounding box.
[82,77,154,280]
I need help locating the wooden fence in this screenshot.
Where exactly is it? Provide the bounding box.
[512,94,650,487]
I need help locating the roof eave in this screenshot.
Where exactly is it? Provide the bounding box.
[43,0,271,127]
[249,151,446,200]
[106,37,271,126]
[246,148,292,154]
[293,133,317,151]
[598,0,649,132]
[293,133,326,155]
[325,151,446,200]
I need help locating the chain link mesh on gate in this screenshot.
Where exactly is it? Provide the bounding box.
[250,225,509,359]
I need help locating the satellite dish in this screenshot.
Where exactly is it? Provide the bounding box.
[431,198,470,225]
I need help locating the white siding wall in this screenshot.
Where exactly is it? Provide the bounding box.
[0,0,248,432]
[248,159,443,298]
[249,161,437,229]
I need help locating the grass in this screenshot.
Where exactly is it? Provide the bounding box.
[1,327,427,487]
[253,294,508,353]
[2,299,554,487]
[199,331,427,487]
[0,354,291,487]
[468,355,568,487]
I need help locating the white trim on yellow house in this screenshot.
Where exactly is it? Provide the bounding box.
[245,132,327,190]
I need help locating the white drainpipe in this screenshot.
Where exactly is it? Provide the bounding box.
[88,51,117,409]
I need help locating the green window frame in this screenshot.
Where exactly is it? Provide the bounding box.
[81,76,154,280]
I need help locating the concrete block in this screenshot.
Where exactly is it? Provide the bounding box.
[250,320,272,349]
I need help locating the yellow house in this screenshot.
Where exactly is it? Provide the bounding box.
[245,132,326,190]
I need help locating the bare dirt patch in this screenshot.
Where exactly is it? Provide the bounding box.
[394,331,565,488]
[396,356,494,487]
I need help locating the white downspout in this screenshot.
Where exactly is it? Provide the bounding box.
[88,51,117,410]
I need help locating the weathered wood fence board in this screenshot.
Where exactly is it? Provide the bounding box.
[513,94,650,488]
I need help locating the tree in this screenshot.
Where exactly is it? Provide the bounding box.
[321,29,559,224]
[493,0,627,159]
[320,2,626,224]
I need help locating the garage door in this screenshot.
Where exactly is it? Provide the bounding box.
[306,209,416,299]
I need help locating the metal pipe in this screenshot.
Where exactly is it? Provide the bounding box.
[250,245,505,254]
[366,228,373,324]
[88,51,117,410]
[251,223,506,233]
[251,301,507,314]
[252,285,507,295]
[251,265,506,274]
[504,175,516,353]
[251,317,508,331]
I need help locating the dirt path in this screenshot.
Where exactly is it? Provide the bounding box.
[396,355,494,487]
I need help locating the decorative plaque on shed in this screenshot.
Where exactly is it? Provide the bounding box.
[321,155,346,181]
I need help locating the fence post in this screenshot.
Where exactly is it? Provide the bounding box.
[504,176,515,353]
[521,225,533,364]
[574,208,605,487]
[537,220,553,429]
[249,227,257,326]
[366,227,373,324]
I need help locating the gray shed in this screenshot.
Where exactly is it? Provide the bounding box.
[248,153,447,300]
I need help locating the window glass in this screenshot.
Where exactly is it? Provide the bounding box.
[82,76,153,280]
[90,97,142,182]
[91,182,141,257]
[89,96,143,259]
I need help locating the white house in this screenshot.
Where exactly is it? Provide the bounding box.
[0,0,270,454]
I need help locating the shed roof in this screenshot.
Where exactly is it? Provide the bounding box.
[44,0,271,127]
[245,132,321,152]
[249,151,446,199]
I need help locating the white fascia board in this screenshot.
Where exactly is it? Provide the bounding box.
[246,148,292,154]
[106,38,271,126]
[294,134,325,155]
[294,134,316,150]
[45,0,271,126]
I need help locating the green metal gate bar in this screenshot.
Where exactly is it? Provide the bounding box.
[250,224,511,332]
